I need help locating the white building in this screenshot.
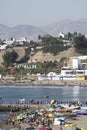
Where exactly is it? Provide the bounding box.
[0,44,7,50]
[72,58,80,69]
[4,38,15,46]
[61,69,87,76]
[47,72,57,77]
[58,32,67,39]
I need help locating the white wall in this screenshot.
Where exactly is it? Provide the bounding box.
[72,59,80,69]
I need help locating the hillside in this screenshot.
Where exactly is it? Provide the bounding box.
[0,47,81,66]
[0,47,26,66]
[28,47,81,63]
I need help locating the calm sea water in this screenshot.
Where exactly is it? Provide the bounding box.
[0,85,87,104]
[0,112,8,121]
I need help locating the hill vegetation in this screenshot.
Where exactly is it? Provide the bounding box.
[42,38,69,55]
[0,33,87,76]
[74,35,87,55]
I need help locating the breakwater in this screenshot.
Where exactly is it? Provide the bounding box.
[0,104,29,112]
[0,104,47,112]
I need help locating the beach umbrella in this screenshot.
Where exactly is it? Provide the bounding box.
[29,123,34,128]
[37,111,43,116]
[50,99,56,104]
[46,108,54,112]
[39,127,47,130]
[26,128,35,130]
[32,111,37,115]
[48,113,54,118]
[27,117,33,121]
[23,114,28,119]
[17,114,23,120]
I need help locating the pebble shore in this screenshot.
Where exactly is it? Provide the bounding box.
[0,80,87,87]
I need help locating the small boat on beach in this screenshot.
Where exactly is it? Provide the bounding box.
[76,110,87,115]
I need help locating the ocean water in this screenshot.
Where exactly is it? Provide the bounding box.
[0,112,8,121]
[0,85,87,104]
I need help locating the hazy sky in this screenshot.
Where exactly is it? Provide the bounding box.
[0,0,87,27]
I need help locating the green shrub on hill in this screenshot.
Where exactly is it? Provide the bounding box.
[2,50,18,67]
[42,38,69,55]
[74,35,87,55]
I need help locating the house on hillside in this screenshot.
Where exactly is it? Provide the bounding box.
[58,32,67,39]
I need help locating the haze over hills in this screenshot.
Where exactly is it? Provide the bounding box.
[41,18,87,36]
[0,18,87,40]
[0,24,46,41]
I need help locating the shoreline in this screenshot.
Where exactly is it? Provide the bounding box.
[0,80,87,87]
[0,81,87,129]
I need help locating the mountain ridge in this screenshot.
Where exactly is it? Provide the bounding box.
[0,18,87,40]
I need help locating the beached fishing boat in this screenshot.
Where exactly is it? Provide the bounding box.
[76,110,87,115]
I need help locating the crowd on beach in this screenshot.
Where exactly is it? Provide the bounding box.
[0,100,87,130]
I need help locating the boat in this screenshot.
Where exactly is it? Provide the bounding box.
[40,96,49,98]
[19,98,25,104]
[76,110,87,115]
[73,86,80,89]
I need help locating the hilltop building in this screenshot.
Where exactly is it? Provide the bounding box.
[58,32,67,39]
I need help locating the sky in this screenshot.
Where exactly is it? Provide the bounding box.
[0,0,87,27]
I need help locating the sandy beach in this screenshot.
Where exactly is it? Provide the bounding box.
[0,104,87,130]
[71,115,87,129]
[0,80,87,130]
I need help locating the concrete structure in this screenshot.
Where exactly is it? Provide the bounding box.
[0,44,7,50]
[58,32,67,39]
[61,69,87,76]
[72,58,80,69]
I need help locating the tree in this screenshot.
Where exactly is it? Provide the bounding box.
[74,35,87,49]
[74,32,78,37]
[67,32,72,40]
[42,38,68,55]
[3,50,18,67]
[38,35,41,40]
[74,35,87,54]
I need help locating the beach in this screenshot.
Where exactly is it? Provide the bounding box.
[71,115,87,129]
[0,81,87,130]
[0,104,87,130]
